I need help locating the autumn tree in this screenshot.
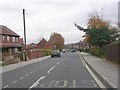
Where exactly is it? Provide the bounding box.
[75,11,117,47]
[49,32,64,51]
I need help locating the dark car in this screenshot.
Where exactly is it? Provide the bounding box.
[51,50,61,57]
[71,49,76,52]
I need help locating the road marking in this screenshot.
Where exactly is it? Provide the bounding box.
[47,66,56,74]
[85,63,105,88]
[12,80,17,83]
[47,69,51,74]
[83,80,97,88]
[31,71,33,73]
[20,76,24,79]
[26,74,29,76]
[79,54,86,66]
[57,62,60,65]
[37,68,40,70]
[51,66,56,70]
[40,80,55,88]
[81,58,86,66]
[69,80,77,88]
[54,80,67,88]
[29,75,46,89]
[3,85,9,88]
[79,53,105,88]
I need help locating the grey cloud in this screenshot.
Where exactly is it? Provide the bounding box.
[0,0,118,44]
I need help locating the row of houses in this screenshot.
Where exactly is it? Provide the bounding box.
[0,25,52,65]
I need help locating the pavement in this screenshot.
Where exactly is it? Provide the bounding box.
[0,56,50,74]
[80,52,119,89]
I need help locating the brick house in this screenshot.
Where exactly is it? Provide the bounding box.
[0,25,22,53]
[37,38,52,49]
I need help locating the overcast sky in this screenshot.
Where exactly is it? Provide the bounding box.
[0,0,119,44]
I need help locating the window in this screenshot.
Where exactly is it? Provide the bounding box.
[0,35,2,42]
[12,37,15,42]
[14,48,18,53]
[2,35,5,42]
[16,37,19,42]
[7,36,10,42]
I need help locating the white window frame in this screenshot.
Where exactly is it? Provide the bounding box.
[12,37,15,42]
[7,36,10,42]
[16,37,19,42]
[2,35,5,42]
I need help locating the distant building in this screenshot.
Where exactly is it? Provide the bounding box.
[25,43,37,50]
[0,25,22,53]
[37,38,52,49]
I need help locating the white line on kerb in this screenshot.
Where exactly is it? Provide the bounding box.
[29,76,46,89]
[3,85,9,88]
[79,53,105,88]
[85,63,106,88]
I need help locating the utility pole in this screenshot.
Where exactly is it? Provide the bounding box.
[23,9,27,61]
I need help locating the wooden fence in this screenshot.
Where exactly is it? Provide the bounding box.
[105,43,120,64]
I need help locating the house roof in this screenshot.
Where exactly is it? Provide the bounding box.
[0,25,20,36]
[37,38,52,49]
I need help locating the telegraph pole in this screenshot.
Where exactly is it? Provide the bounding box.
[23,9,27,61]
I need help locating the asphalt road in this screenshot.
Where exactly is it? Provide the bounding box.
[2,52,100,88]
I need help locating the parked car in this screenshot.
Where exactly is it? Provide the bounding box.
[62,49,66,53]
[51,50,61,57]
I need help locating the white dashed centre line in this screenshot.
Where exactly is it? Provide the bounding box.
[31,71,33,74]
[57,62,60,65]
[26,74,29,76]
[12,80,17,83]
[29,75,46,89]
[3,85,9,88]
[20,76,24,79]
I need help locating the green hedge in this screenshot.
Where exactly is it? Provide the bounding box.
[90,46,105,58]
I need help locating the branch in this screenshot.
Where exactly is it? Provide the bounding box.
[74,23,89,32]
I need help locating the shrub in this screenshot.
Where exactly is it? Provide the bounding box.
[90,46,105,58]
[84,48,90,53]
[43,49,51,56]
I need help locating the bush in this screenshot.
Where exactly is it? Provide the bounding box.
[90,46,105,58]
[84,48,90,53]
[43,49,51,56]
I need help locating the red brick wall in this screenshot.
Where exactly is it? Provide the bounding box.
[27,50,44,59]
